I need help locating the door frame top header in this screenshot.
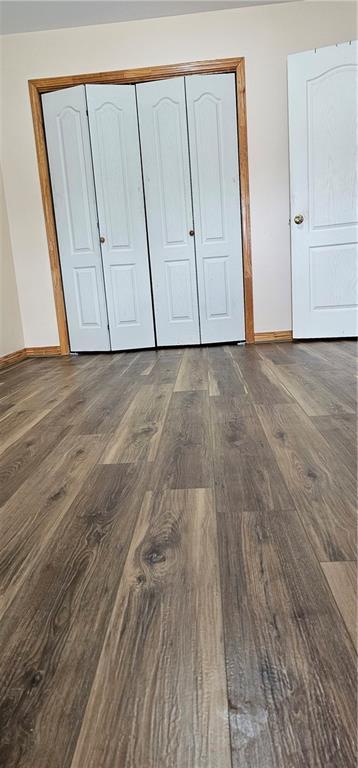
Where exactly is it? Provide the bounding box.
[29,57,254,353]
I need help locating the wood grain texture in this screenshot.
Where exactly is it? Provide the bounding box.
[0,434,104,618]
[311,412,357,478]
[321,562,357,651]
[149,390,212,490]
[256,403,357,561]
[102,383,172,463]
[0,463,148,768]
[236,58,254,343]
[0,342,356,768]
[0,417,71,507]
[71,488,231,768]
[207,345,249,397]
[210,397,293,511]
[0,349,27,369]
[229,345,294,404]
[26,346,62,357]
[216,507,356,767]
[29,56,246,92]
[174,347,208,391]
[254,330,293,343]
[0,347,62,370]
[29,57,254,349]
[267,362,355,416]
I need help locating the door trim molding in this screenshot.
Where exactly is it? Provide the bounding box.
[29,57,254,353]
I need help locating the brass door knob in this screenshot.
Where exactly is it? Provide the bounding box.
[294,214,304,225]
[189,229,195,236]
[100,236,105,243]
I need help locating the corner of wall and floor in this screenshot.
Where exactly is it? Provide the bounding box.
[0,162,25,361]
[0,162,60,368]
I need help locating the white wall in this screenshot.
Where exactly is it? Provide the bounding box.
[1,1,356,345]
[0,164,24,355]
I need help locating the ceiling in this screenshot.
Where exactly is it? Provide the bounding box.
[0,0,298,35]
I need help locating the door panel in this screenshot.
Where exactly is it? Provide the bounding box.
[136,78,200,346]
[86,84,155,350]
[42,86,110,352]
[74,267,102,327]
[288,42,358,338]
[185,73,245,343]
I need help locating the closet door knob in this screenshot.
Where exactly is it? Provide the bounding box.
[294,214,304,225]
[100,236,105,243]
[189,229,195,236]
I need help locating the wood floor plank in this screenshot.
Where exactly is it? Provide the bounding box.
[256,342,325,368]
[0,400,14,418]
[0,418,71,507]
[216,506,357,767]
[256,403,357,561]
[72,353,141,434]
[208,368,220,396]
[0,361,52,403]
[26,358,119,435]
[307,365,357,412]
[0,355,99,404]
[0,407,54,455]
[321,561,357,651]
[311,413,357,478]
[306,340,358,367]
[102,383,172,463]
[210,397,293,511]
[174,346,208,391]
[70,488,231,768]
[141,348,183,385]
[0,362,90,452]
[0,355,117,439]
[0,341,356,768]
[0,463,148,768]
[229,346,293,404]
[263,361,354,416]
[207,345,250,398]
[337,340,357,358]
[0,434,105,618]
[149,390,213,489]
[139,350,160,375]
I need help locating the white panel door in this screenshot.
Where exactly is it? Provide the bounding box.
[86,85,155,350]
[42,86,110,352]
[288,41,358,338]
[186,73,245,344]
[136,78,200,346]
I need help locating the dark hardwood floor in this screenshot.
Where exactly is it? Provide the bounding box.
[0,341,356,768]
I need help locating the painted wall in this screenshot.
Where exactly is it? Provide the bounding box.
[0,164,24,355]
[1,1,356,345]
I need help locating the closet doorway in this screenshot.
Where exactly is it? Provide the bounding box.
[30,58,254,354]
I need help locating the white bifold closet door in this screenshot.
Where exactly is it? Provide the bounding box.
[86,85,155,350]
[44,76,245,351]
[136,78,200,346]
[185,73,245,343]
[137,73,245,346]
[42,86,110,352]
[43,84,155,352]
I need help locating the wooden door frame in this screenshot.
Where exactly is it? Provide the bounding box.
[29,56,254,354]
